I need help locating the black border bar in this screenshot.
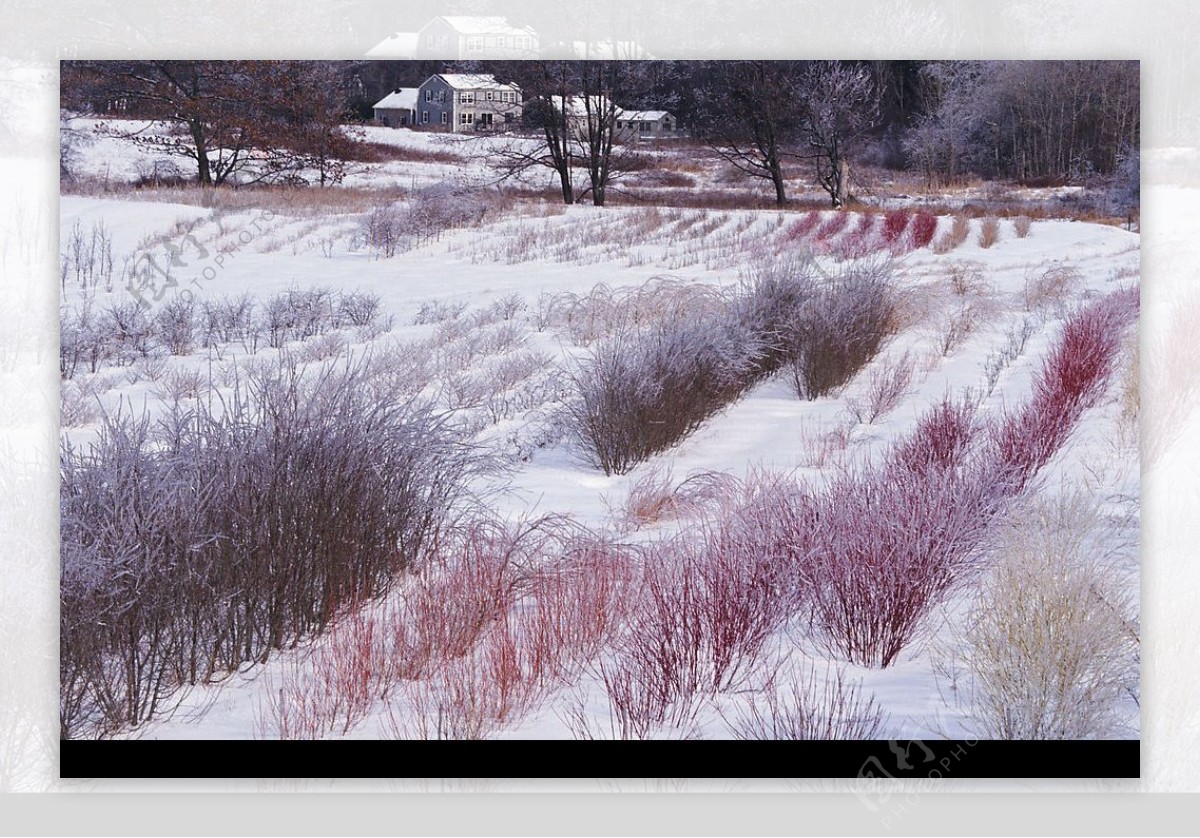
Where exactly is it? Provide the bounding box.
[61,739,1139,779]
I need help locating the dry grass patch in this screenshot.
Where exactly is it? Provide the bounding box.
[977,217,1001,249]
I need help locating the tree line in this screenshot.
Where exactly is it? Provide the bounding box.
[62,60,1137,205]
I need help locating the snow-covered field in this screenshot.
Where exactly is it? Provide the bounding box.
[58,129,1140,744]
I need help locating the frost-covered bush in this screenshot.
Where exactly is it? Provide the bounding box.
[407,181,488,244]
[262,287,336,348]
[102,301,155,364]
[730,258,817,380]
[565,259,895,471]
[789,261,896,400]
[565,312,756,475]
[1023,264,1082,314]
[360,183,488,259]
[201,293,257,349]
[60,305,111,379]
[153,295,198,356]
[60,356,485,738]
[940,492,1139,739]
[361,201,404,258]
[337,290,383,328]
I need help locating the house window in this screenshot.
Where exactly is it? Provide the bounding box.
[426,34,435,48]
[424,90,432,102]
[437,90,445,103]
[441,112,448,125]
[640,121,651,131]
[460,92,475,104]
[479,113,493,127]
[466,36,484,52]
[486,91,494,101]
[421,111,429,124]
[517,36,530,50]
[460,112,474,125]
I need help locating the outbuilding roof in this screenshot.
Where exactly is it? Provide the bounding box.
[373,88,419,110]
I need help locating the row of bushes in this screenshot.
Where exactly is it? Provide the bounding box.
[609,286,1137,676]
[243,288,1135,739]
[566,259,898,474]
[803,287,1137,667]
[360,183,489,259]
[60,357,486,738]
[60,288,387,378]
[783,210,939,259]
[373,287,1138,737]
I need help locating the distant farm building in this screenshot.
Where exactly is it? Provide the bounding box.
[415,73,523,132]
[372,88,419,127]
[549,97,678,141]
[615,110,677,139]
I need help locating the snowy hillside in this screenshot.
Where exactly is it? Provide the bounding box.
[58,130,1140,746]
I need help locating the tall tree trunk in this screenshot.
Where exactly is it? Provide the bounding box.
[189,117,212,186]
[834,158,849,207]
[768,153,787,206]
[558,169,575,204]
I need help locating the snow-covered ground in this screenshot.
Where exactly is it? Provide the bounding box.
[58,129,1140,744]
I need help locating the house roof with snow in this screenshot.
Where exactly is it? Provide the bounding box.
[373,88,419,111]
[547,97,670,123]
[550,95,618,117]
[433,16,537,37]
[618,110,672,122]
[364,32,419,58]
[432,74,521,92]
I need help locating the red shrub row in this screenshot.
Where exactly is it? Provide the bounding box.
[832,214,878,260]
[882,210,911,245]
[784,210,823,242]
[910,212,938,249]
[814,211,851,241]
[989,287,1139,492]
[799,289,1137,667]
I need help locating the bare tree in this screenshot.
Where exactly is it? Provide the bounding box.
[62,60,365,187]
[488,61,578,205]
[692,61,806,206]
[797,61,879,208]
[66,61,267,186]
[486,60,650,207]
[257,61,359,187]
